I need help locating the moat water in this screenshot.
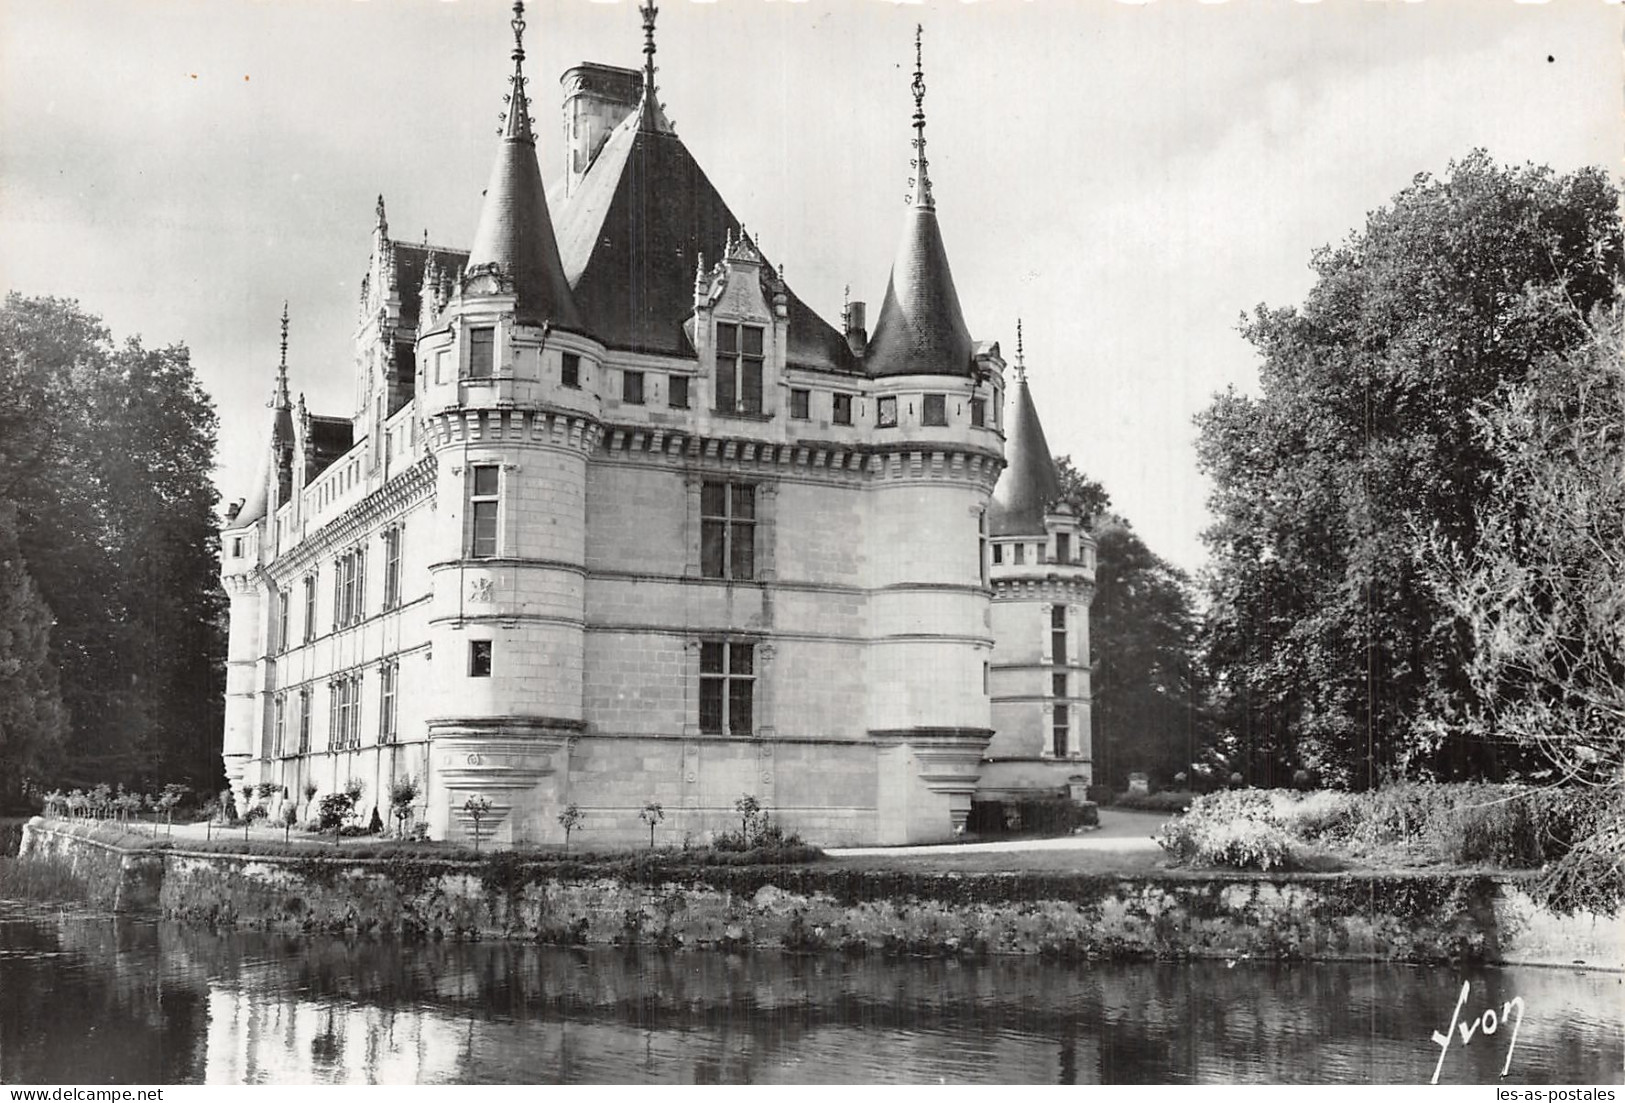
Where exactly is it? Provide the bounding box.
[0,901,1619,1085]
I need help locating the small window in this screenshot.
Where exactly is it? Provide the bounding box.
[832,393,853,426]
[561,352,580,389]
[970,398,986,428]
[1056,532,1072,564]
[1053,704,1070,757]
[1014,544,1025,565]
[470,464,499,558]
[469,640,493,678]
[1052,672,1067,698]
[468,327,494,379]
[231,537,244,558]
[923,394,947,426]
[1052,604,1068,664]
[790,389,810,420]
[699,640,754,735]
[701,482,755,580]
[669,376,690,409]
[876,396,898,428]
[992,544,1003,565]
[623,370,645,405]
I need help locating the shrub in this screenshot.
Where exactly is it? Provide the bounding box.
[1116,790,1198,813]
[1153,789,1301,871]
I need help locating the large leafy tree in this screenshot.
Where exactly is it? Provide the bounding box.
[0,294,225,792]
[1196,151,1622,787]
[1428,301,1625,910]
[0,499,67,808]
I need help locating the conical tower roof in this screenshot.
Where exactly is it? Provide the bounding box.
[465,1,584,331]
[865,26,973,379]
[989,333,1062,536]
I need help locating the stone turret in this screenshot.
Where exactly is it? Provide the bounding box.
[983,326,1097,800]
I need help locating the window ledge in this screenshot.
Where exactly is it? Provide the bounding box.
[711,409,774,422]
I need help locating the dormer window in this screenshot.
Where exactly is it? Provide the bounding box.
[560,353,580,389]
[1056,532,1072,563]
[833,393,853,426]
[716,323,764,415]
[468,327,494,379]
[970,398,986,428]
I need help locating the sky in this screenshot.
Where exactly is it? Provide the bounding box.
[2,0,1620,573]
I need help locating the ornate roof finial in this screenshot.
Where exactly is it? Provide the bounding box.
[375,194,388,235]
[907,24,934,210]
[1015,317,1027,381]
[273,301,291,408]
[498,0,534,141]
[641,1,658,97]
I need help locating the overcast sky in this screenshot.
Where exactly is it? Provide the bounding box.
[2,0,1619,572]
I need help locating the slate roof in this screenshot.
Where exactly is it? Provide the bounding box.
[391,242,468,328]
[305,416,354,486]
[552,103,856,373]
[988,376,1062,536]
[865,203,974,379]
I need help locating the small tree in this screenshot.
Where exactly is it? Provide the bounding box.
[243,803,267,840]
[638,801,664,848]
[156,784,187,837]
[465,795,494,854]
[318,784,361,845]
[389,777,420,838]
[734,794,762,843]
[557,802,583,854]
[280,802,297,843]
[303,780,319,821]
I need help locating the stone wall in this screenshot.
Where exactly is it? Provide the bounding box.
[19,820,1622,969]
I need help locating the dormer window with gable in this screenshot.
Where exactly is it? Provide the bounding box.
[716,323,764,415]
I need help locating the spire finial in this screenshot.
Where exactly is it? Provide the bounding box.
[907,24,934,210]
[273,301,291,408]
[375,194,388,235]
[498,1,533,141]
[641,1,658,96]
[1015,318,1027,381]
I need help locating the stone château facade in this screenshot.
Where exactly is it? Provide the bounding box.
[218,3,1094,847]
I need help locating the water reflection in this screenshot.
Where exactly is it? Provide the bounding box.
[1,902,1619,1084]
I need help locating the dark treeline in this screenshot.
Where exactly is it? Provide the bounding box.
[0,294,225,808]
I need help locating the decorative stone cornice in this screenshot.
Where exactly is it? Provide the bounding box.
[426,406,603,456]
[267,455,436,578]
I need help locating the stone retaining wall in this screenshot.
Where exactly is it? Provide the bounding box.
[17,819,1622,969]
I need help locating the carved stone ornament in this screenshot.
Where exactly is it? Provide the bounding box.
[469,577,495,603]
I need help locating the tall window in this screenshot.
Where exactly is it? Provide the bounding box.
[274,589,289,653]
[468,327,494,379]
[382,526,403,609]
[273,694,286,757]
[1053,703,1070,758]
[333,547,366,626]
[832,393,853,426]
[298,689,311,753]
[469,465,499,558]
[379,659,398,743]
[992,544,1004,565]
[560,352,580,389]
[699,641,754,735]
[923,393,947,426]
[1055,532,1072,564]
[701,482,755,580]
[1051,604,1068,664]
[669,376,690,409]
[970,398,986,427]
[330,673,361,750]
[469,640,493,678]
[302,573,317,642]
[715,323,764,414]
[1014,543,1025,565]
[622,370,645,405]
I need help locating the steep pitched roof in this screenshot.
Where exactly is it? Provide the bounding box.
[553,104,855,372]
[463,14,584,331]
[391,242,468,328]
[989,376,1062,536]
[304,416,354,487]
[864,26,973,380]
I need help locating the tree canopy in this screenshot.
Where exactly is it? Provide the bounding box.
[0,294,225,801]
[1196,151,1622,787]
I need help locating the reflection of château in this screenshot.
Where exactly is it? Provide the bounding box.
[217,1,1094,846]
